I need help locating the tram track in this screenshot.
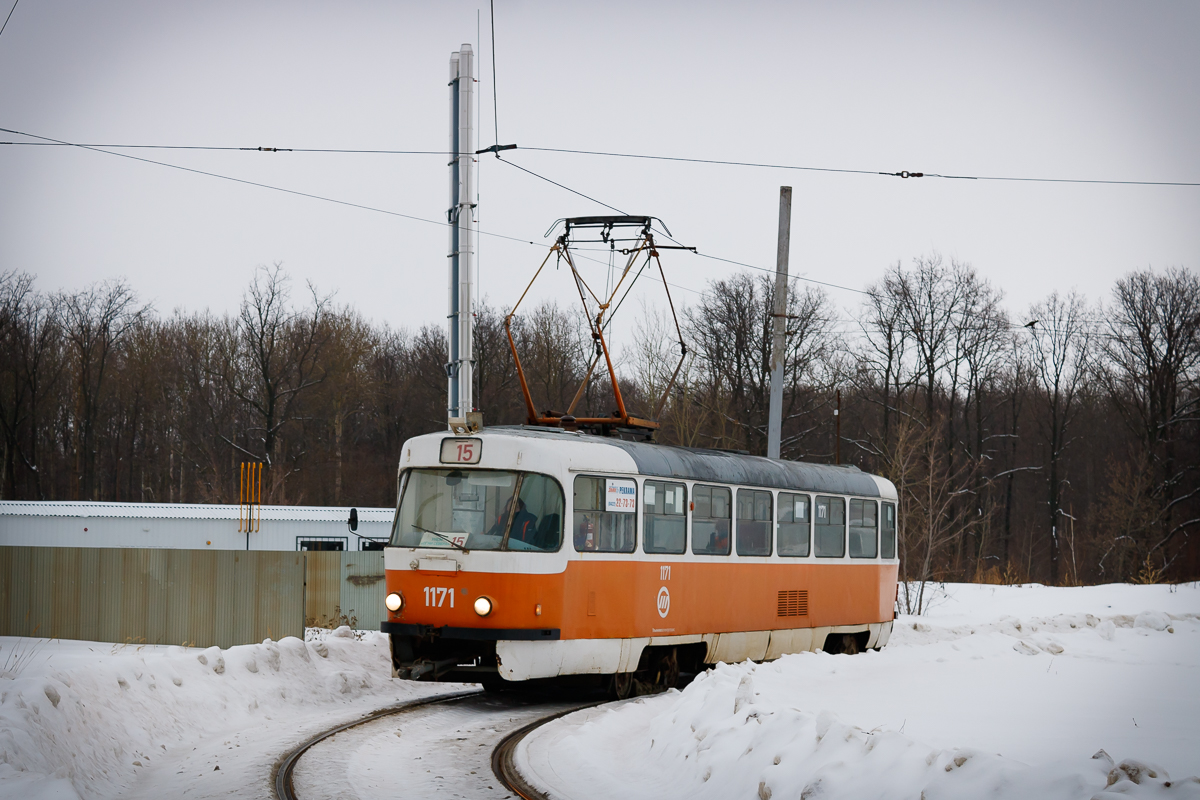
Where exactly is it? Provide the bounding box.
[273,688,599,800]
[490,702,604,800]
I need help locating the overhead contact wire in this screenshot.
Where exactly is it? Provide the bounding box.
[519,146,1200,187]
[0,0,19,40]
[1,127,544,247]
[496,155,870,296]
[5,133,1197,186]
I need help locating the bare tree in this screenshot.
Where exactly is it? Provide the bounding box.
[316,307,375,505]
[513,300,588,418]
[0,273,65,498]
[1100,266,1200,571]
[1026,290,1092,584]
[473,300,523,425]
[223,265,330,501]
[686,274,835,455]
[956,283,1009,578]
[60,279,147,500]
[888,255,974,424]
[856,273,914,456]
[5,261,1197,583]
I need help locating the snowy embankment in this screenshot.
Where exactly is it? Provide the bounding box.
[519,583,1200,799]
[0,628,456,800]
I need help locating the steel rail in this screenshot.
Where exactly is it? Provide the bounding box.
[272,689,480,800]
[273,687,601,800]
[491,702,604,800]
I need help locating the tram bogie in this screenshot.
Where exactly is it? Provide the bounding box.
[380,427,899,692]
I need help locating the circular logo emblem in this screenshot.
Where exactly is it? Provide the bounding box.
[656,586,671,618]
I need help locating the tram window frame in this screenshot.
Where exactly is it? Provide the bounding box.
[814,495,846,558]
[735,488,773,557]
[389,468,565,553]
[848,498,878,558]
[691,484,732,556]
[777,492,811,557]
[572,474,638,553]
[642,480,688,555]
[510,473,567,552]
[881,501,897,559]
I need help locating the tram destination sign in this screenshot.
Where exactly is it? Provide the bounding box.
[440,438,482,464]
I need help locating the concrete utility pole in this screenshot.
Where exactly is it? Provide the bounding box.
[767,186,793,460]
[447,44,476,429]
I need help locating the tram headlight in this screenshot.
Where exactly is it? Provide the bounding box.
[385,592,404,612]
[473,596,493,617]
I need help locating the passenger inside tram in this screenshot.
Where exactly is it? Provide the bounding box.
[692,484,731,555]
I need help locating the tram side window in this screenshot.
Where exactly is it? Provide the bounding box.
[881,502,897,559]
[643,480,687,555]
[573,475,637,553]
[736,489,772,556]
[777,492,811,556]
[509,474,565,551]
[692,484,732,555]
[814,496,846,558]
[849,499,878,558]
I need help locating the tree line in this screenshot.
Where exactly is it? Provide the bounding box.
[1,259,1197,589]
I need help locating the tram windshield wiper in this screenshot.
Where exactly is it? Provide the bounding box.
[410,523,468,551]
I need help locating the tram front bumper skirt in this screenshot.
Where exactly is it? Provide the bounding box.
[380,622,560,641]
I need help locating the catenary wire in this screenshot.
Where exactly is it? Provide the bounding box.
[0,138,448,155]
[0,127,546,247]
[2,127,1175,312]
[496,154,871,296]
[0,126,702,301]
[518,146,1200,187]
[4,135,1198,187]
[0,0,18,40]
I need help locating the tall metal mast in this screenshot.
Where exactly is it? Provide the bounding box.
[767,186,792,459]
[447,44,477,431]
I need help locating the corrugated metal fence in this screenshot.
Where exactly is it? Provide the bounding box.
[0,547,386,648]
[304,551,387,630]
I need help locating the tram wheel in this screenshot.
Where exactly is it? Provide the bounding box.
[480,674,508,693]
[649,647,679,693]
[610,671,635,700]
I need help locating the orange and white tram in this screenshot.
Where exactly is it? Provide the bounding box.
[380,426,899,694]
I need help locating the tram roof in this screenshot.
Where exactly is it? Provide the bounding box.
[485,427,888,497]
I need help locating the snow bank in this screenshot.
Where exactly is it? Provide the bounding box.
[0,628,449,800]
[519,583,1200,799]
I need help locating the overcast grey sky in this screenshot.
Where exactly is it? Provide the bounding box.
[1,0,1197,336]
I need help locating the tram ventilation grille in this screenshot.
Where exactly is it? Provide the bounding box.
[777,590,809,617]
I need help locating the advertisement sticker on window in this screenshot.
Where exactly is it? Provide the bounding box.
[605,478,637,513]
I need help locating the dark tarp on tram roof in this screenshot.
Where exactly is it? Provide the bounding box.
[487,427,884,497]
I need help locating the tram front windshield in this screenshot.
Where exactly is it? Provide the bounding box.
[391,468,563,552]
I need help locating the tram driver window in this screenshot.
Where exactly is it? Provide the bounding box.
[692,484,731,556]
[777,492,811,557]
[508,474,565,551]
[881,502,897,559]
[849,498,878,558]
[573,475,637,553]
[736,489,772,556]
[643,480,687,554]
[814,496,846,558]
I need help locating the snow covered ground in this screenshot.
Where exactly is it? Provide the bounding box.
[519,583,1200,799]
[3,583,1198,799]
[0,628,459,800]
